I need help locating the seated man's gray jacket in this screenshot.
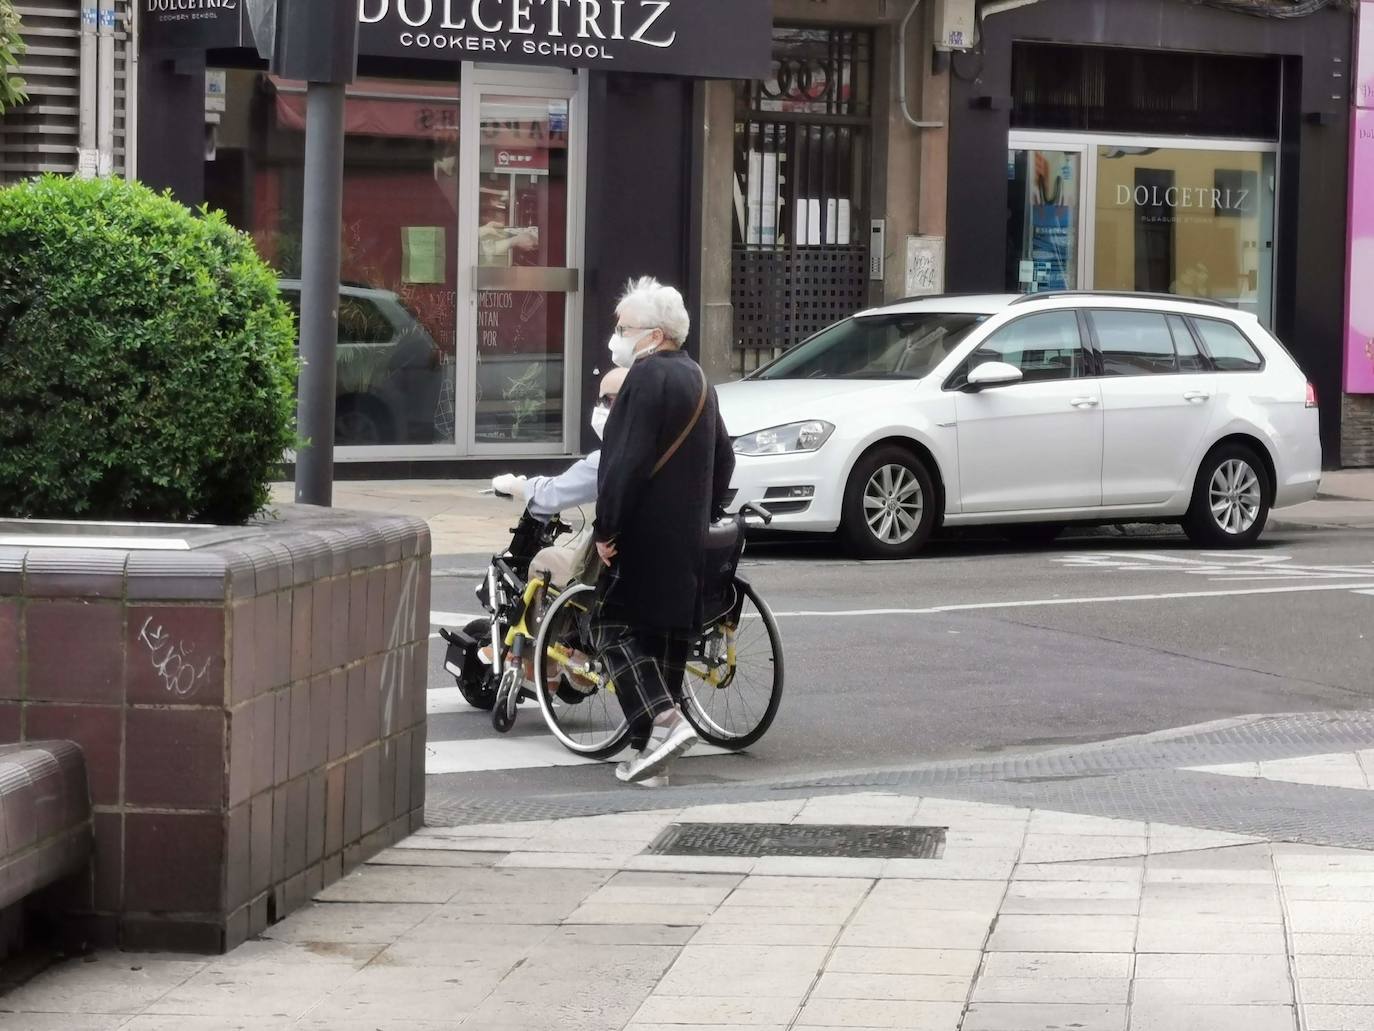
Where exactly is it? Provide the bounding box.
[526,452,600,519]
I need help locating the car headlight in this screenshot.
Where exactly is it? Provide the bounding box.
[733,421,835,456]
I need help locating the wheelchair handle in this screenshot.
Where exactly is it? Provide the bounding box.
[739,501,773,526]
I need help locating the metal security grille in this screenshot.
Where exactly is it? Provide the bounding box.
[732,27,874,375]
[648,823,946,859]
[0,1,131,183]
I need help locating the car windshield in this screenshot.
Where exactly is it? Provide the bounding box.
[752,312,989,381]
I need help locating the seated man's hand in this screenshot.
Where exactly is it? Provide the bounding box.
[491,473,527,498]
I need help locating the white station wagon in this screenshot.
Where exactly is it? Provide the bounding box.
[718,292,1322,558]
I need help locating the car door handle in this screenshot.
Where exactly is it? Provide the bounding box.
[1070,397,1100,409]
[1183,390,1211,403]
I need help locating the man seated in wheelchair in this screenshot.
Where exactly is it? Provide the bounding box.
[491,366,627,587]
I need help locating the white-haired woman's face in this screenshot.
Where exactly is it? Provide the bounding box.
[607,303,665,368]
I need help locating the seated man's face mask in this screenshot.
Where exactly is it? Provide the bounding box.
[591,389,618,439]
[591,403,611,439]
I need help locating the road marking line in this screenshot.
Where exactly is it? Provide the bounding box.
[428,687,474,716]
[424,735,732,775]
[1357,590,1374,597]
[431,610,479,627]
[1055,551,1374,580]
[769,581,1374,618]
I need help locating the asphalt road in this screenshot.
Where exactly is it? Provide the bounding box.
[423,522,1374,801]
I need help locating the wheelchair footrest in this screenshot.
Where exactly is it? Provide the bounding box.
[439,626,478,650]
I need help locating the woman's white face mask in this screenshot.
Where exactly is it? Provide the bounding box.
[590,404,611,440]
[607,327,656,369]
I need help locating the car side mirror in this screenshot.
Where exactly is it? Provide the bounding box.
[965,361,1024,392]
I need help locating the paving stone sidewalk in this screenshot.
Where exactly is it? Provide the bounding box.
[10,745,1374,1030]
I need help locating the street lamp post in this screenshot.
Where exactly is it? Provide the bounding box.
[246,0,360,507]
[295,78,348,506]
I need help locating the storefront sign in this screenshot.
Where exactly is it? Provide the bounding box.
[140,0,773,79]
[1347,3,1374,395]
[1113,183,1250,214]
[486,147,549,173]
[141,0,245,52]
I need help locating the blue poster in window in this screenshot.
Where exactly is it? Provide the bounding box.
[1031,205,1073,291]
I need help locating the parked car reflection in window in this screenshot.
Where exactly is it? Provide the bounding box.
[278,280,444,446]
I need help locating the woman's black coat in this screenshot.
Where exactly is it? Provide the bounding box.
[593,348,735,631]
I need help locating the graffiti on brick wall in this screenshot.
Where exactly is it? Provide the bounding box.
[136,616,213,698]
[380,561,420,738]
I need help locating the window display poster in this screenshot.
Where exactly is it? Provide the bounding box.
[1028,151,1077,291]
[402,227,445,285]
[744,151,780,246]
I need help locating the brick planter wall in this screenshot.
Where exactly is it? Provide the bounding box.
[0,506,430,953]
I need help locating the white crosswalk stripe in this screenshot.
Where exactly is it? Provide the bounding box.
[425,612,734,776]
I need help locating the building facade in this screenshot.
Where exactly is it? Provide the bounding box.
[134,0,774,476]
[0,0,134,183]
[1,0,1369,470]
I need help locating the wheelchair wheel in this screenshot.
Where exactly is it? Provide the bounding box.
[532,583,630,760]
[681,579,783,751]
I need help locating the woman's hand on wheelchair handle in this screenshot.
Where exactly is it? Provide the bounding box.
[596,540,618,567]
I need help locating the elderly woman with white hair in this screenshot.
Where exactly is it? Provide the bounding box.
[590,276,735,784]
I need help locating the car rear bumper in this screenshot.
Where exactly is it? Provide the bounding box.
[1271,409,1323,509]
[1275,473,1321,509]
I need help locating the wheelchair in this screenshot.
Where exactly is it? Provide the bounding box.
[530,502,784,759]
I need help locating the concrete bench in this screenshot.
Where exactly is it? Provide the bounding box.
[0,742,91,912]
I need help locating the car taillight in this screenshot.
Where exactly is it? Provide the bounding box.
[1305,382,1318,409]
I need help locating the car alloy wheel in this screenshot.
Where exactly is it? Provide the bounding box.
[1183,442,1271,549]
[863,464,925,546]
[1209,457,1262,535]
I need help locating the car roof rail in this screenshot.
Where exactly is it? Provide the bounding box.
[882,291,1012,307]
[1008,290,1235,310]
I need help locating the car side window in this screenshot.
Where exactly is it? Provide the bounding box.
[958,311,1086,386]
[1190,317,1264,372]
[1091,310,1177,376]
[1168,314,1209,373]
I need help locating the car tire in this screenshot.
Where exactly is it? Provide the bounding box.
[1000,523,1066,546]
[839,445,938,559]
[1182,442,1272,548]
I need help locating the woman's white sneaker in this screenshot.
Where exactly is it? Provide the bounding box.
[615,711,697,784]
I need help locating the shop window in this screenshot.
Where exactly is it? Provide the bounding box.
[1191,317,1265,372]
[206,73,461,447]
[1006,150,1081,292]
[472,96,571,447]
[1094,147,1276,325]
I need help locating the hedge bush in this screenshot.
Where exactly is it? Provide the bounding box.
[0,175,298,524]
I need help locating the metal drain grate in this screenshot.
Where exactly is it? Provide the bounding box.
[646,823,946,859]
